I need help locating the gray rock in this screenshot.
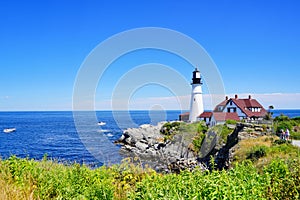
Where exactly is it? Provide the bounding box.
[226,124,236,129]
[124,135,135,145]
[135,141,149,151]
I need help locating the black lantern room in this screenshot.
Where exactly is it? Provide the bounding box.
[192,68,202,85]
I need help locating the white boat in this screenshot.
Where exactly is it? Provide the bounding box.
[3,128,16,133]
[97,122,106,126]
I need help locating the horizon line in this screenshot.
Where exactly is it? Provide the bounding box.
[1,108,300,112]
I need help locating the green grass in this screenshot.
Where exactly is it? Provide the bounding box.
[233,135,300,172]
[0,156,115,200]
[1,153,299,199]
[291,131,300,140]
[128,158,300,200]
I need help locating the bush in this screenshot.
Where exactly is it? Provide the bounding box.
[246,146,267,161]
[275,121,293,133]
[191,133,206,153]
[225,119,237,125]
[219,125,233,143]
[263,159,300,199]
[273,139,291,145]
[197,123,208,134]
[274,114,290,122]
[160,122,181,135]
[290,131,300,140]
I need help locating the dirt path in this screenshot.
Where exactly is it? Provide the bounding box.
[292,140,300,147]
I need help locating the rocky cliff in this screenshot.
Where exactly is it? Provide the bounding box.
[115,122,271,173]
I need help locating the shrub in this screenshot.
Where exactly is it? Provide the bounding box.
[290,131,300,140]
[273,139,291,145]
[275,121,293,133]
[191,133,206,153]
[225,119,237,125]
[274,114,290,122]
[246,146,267,161]
[219,125,233,143]
[263,159,300,199]
[197,123,208,134]
[160,122,181,135]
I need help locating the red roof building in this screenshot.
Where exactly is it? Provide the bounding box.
[179,94,267,125]
[179,112,190,122]
[214,95,267,119]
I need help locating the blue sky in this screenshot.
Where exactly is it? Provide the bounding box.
[0,0,300,111]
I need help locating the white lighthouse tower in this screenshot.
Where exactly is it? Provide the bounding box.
[189,68,204,122]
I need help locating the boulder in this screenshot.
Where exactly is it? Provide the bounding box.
[135,141,149,151]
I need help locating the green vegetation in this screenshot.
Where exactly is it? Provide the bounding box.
[264,105,274,120]
[291,131,300,140]
[1,154,299,199]
[246,145,268,161]
[175,121,208,153]
[0,156,115,200]
[274,114,300,139]
[225,119,237,125]
[233,135,300,171]
[160,121,181,136]
[211,123,235,144]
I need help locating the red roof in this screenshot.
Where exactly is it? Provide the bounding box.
[214,95,267,118]
[179,112,190,116]
[199,111,213,118]
[213,99,228,112]
[212,112,240,121]
[231,98,267,118]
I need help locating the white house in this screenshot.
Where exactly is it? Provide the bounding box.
[214,95,267,120]
[183,94,267,126]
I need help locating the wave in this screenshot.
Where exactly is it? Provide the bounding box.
[97,129,110,133]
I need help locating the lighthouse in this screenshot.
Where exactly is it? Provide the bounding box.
[189,68,204,122]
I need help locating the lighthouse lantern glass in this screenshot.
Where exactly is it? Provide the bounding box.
[196,72,200,78]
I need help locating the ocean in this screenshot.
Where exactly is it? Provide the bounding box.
[0,110,299,166]
[0,110,181,166]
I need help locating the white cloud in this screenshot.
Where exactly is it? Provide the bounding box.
[94,93,300,110]
[237,93,300,109]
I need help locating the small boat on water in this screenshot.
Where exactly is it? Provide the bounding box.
[3,128,16,133]
[97,122,106,126]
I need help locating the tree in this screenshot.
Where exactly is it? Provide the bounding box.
[264,105,274,120]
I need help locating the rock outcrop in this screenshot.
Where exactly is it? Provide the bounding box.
[115,122,272,172]
[115,122,206,172]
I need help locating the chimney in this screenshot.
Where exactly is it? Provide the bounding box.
[235,94,238,99]
[225,96,228,100]
[248,95,252,99]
